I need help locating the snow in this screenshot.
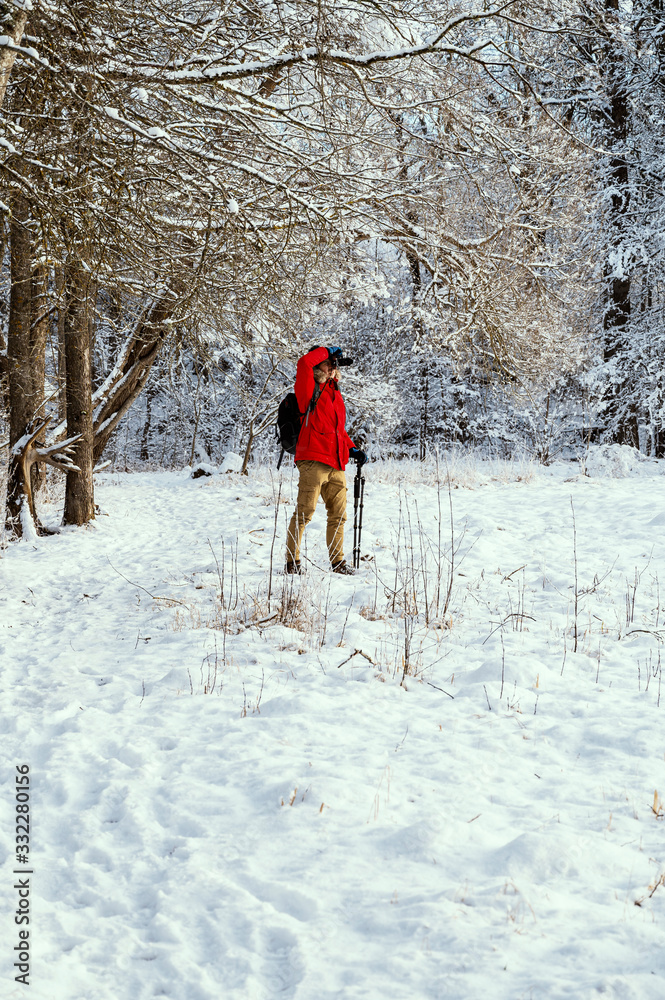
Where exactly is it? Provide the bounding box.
[584,443,651,478]
[220,451,244,473]
[2,455,665,998]
[0,39,46,66]
[18,496,38,542]
[189,461,217,478]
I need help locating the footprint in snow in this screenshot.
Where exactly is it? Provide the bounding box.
[242,876,319,923]
[99,784,129,824]
[260,925,303,999]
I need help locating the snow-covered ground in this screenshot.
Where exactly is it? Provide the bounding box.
[2,446,665,999]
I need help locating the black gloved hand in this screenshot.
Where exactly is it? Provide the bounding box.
[349,447,367,466]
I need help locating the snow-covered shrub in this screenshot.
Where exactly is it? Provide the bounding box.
[583,444,653,479]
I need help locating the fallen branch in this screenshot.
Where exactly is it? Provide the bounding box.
[5,416,81,537]
[106,557,188,607]
[337,648,377,669]
[425,679,455,699]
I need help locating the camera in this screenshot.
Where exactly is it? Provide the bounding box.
[328,348,353,367]
[308,344,354,367]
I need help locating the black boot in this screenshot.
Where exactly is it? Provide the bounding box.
[285,560,303,575]
[331,560,354,575]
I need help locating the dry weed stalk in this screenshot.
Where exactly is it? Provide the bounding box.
[372,464,472,683]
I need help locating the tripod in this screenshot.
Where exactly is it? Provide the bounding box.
[352,459,365,569]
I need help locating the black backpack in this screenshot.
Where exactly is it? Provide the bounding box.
[276,389,319,467]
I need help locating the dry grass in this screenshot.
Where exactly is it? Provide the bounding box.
[246,451,537,498]
[364,453,536,488]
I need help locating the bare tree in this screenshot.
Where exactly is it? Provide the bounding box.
[1,0,599,531]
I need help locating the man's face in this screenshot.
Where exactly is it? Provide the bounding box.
[318,359,335,377]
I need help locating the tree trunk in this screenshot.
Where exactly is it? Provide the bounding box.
[55,264,67,420]
[240,419,254,475]
[0,5,28,109]
[418,369,429,461]
[30,261,49,493]
[5,190,35,534]
[39,286,181,482]
[0,214,8,406]
[63,262,95,525]
[601,0,639,447]
[140,383,154,461]
[406,249,429,460]
[8,193,33,444]
[92,288,181,463]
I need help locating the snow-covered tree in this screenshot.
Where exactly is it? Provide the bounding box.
[560,0,665,450]
[1,0,605,527]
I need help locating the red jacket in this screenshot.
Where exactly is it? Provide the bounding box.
[294,346,355,469]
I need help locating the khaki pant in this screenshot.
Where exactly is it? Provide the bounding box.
[286,461,347,565]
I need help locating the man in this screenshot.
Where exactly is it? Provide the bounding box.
[285,345,366,575]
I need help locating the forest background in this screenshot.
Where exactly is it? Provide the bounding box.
[1,0,663,537]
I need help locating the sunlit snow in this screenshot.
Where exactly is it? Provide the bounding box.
[1,451,664,998]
